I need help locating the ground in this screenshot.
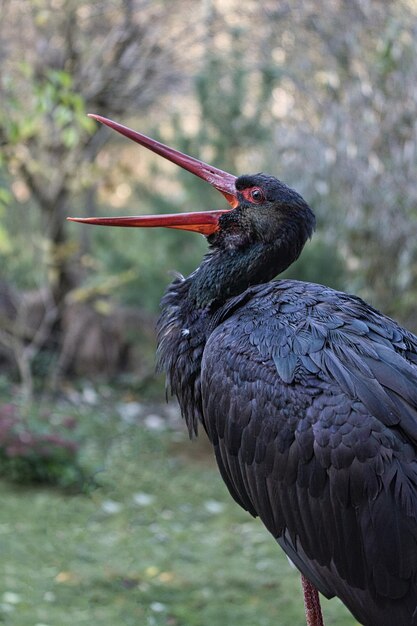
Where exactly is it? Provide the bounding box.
[0,388,358,626]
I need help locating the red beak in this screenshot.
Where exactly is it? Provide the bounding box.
[67,115,238,235]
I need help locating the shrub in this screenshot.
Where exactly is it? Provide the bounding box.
[0,403,88,490]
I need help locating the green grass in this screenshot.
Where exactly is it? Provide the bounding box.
[0,395,358,626]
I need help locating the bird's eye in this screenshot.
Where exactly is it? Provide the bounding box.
[250,188,264,203]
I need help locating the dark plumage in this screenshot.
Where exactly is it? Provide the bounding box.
[157,176,417,626]
[71,117,417,626]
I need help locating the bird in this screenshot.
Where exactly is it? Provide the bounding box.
[69,115,417,626]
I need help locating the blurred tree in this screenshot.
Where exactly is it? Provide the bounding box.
[0,0,191,306]
[0,0,192,393]
[255,0,417,326]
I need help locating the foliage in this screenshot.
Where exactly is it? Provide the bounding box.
[0,0,193,392]
[254,1,417,323]
[0,402,89,490]
[88,188,207,312]
[282,236,347,291]
[1,64,94,148]
[0,0,191,303]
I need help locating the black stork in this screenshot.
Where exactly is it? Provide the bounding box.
[69,115,417,626]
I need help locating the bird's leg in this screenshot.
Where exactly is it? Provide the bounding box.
[301,574,325,626]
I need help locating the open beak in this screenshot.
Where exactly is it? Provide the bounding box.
[67,115,238,235]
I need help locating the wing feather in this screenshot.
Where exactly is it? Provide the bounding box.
[200,280,417,624]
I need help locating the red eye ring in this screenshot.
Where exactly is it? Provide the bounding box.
[250,187,264,203]
[242,186,265,204]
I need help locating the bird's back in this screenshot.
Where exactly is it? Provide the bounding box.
[200,279,417,626]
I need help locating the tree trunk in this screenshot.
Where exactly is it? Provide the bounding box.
[44,189,77,309]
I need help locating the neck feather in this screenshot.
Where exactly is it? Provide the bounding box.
[189,230,305,309]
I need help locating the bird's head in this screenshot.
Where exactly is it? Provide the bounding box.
[209,173,315,252]
[69,116,315,303]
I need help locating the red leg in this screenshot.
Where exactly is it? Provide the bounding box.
[301,574,325,626]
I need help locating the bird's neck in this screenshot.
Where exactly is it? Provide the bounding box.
[157,232,305,436]
[188,230,305,309]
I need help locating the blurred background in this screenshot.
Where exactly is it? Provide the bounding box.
[0,0,416,624]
